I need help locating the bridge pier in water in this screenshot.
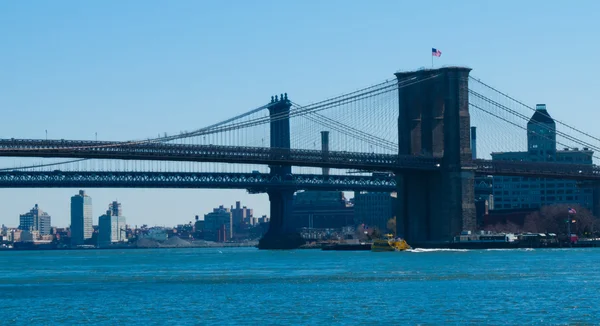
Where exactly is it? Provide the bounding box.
[395,67,476,245]
[258,94,305,249]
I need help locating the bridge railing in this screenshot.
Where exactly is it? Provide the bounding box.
[0,139,442,171]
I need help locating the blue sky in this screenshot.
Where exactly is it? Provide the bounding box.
[1,0,599,227]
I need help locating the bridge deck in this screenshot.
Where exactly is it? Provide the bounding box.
[0,139,439,172]
[0,171,397,191]
[1,139,600,180]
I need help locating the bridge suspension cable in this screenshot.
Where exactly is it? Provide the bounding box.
[470,76,600,148]
[0,73,439,152]
[469,101,600,161]
[291,103,398,152]
[469,89,600,156]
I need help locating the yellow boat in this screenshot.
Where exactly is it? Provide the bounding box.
[371,234,411,252]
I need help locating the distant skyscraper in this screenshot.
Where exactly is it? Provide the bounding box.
[109,201,122,217]
[71,190,93,246]
[98,201,126,248]
[18,204,51,235]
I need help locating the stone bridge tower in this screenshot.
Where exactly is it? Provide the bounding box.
[394,67,476,245]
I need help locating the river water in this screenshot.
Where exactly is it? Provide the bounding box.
[1,247,598,325]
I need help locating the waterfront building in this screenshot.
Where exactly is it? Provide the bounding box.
[20,230,40,242]
[98,201,127,248]
[491,104,594,210]
[70,190,93,246]
[353,192,395,231]
[204,205,232,242]
[18,204,51,235]
[194,215,204,231]
[291,191,354,230]
[138,227,168,241]
[230,201,253,233]
[258,215,270,224]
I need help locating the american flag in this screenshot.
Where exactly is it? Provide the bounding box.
[568,208,577,214]
[432,48,442,57]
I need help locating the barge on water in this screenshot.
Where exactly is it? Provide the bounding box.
[415,231,600,249]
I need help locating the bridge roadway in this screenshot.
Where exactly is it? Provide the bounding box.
[0,171,397,191]
[1,160,599,191]
[1,139,600,180]
[0,139,439,172]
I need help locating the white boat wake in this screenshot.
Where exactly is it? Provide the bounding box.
[407,248,469,253]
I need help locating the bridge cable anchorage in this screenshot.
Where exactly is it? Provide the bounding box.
[469,101,600,161]
[0,73,440,154]
[470,76,600,146]
[469,90,600,153]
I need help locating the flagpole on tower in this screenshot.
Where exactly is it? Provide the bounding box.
[431,48,441,68]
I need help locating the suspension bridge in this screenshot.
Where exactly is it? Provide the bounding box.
[2,66,599,248]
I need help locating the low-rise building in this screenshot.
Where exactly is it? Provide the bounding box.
[138,227,168,241]
[353,192,395,231]
[291,191,354,230]
[204,206,232,242]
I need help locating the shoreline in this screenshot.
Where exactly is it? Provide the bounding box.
[0,241,259,251]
